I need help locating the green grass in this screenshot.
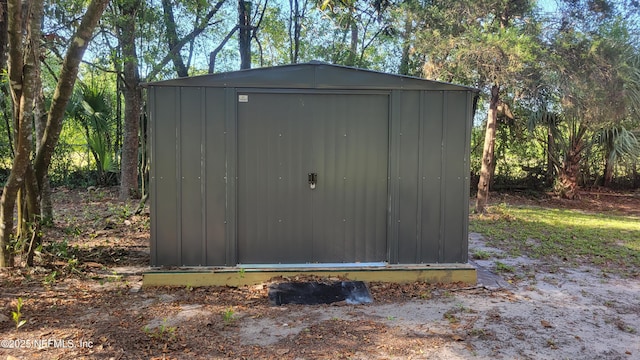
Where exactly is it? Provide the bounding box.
[470,204,640,277]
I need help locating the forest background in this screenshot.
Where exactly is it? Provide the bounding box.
[0,0,639,267]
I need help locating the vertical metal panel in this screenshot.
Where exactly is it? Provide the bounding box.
[359,95,389,261]
[312,94,347,261]
[152,86,179,265]
[387,91,402,264]
[175,89,183,263]
[149,87,157,266]
[442,91,469,262]
[200,89,207,264]
[237,92,312,263]
[204,88,228,265]
[237,92,388,264]
[224,88,238,265]
[179,87,204,265]
[395,91,420,263]
[311,93,388,262]
[462,91,473,262]
[420,91,444,263]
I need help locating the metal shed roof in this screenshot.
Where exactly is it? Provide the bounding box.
[145,61,476,91]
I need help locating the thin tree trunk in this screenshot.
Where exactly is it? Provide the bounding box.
[32,0,49,222]
[603,155,614,187]
[35,71,52,222]
[161,0,189,77]
[24,166,40,266]
[347,17,358,66]
[114,46,123,167]
[146,0,226,80]
[2,97,12,157]
[475,84,500,213]
[0,0,43,267]
[34,0,110,187]
[546,126,555,186]
[119,0,142,200]
[4,0,108,268]
[238,0,252,69]
[288,0,302,63]
[139,113,148,197]
[398,14,412,75]
[0,190,17,266]
[209,26,238,73]
[0,0,7,125]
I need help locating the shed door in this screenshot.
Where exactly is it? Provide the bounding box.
[237,92,388,264]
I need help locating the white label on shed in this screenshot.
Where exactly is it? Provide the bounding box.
[238,94,249,103]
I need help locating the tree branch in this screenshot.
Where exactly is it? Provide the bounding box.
[161,0,189,77]
[146,0,227,81]
[208,25,239,74]
[34,0,110,187]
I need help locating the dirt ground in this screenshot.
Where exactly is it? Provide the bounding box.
[0,187,639,359]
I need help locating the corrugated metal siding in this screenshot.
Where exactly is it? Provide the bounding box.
[394,90,421,263]
[237,93,313,263]
[151,86,179,266]
[149,87,157,266]
[150,87,231,266]
[237,92,388,264]
[441,91,471,262]
[421,91,445,263]
[179,87,204,265]
[311,93,388,262]
[148,65,475,267]
[391,90,471,264]
[204,88,229,265]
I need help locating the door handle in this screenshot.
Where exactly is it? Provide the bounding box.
[308,173,318,190]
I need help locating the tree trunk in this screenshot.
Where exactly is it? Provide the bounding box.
[0,0,12,158]
[150,0,227,80]
[347,18,358,66]
[288,0,302,63]
[1,0,109,267]
[556,155,581,199]
[475,84,500,213]
[139,113,149,197]
[119,0,142,200]
[0,0,43,267]
[554,124,587,199]
[398,14,412,75]
[34,0,110,187]
[35,69,52,222]
[238,0,252,69]
[0,189,18,267]
[546,126,556,186]
[23,166,41,266]
[161,0,189,77]
[0,0,7,76]
[603,155,614,187]
[208,26,238,74]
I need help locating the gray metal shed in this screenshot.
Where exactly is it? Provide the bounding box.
[146,62,477,267]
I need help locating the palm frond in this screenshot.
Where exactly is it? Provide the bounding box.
[622,52,640,117]
[594,126,640,163]
[527,109,561,133]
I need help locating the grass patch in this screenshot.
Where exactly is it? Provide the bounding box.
[470,204,640,277]
[495,261,515,273]
[471,249,493,260]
